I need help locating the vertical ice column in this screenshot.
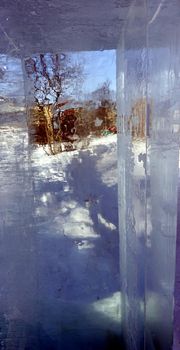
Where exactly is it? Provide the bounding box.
[145,1,180,348]
[0,57,38,348]
[117,1,148,348]
[117,0,180,349]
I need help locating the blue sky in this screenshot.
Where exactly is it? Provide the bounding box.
[70,50,116,94]
[0,54,24,101]
[0,50,116,103]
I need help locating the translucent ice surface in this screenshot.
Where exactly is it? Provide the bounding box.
[0,51,121,349]
[117,0,180,349]
[0,0,180,349]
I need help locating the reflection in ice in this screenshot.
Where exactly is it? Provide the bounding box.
[0,46,121,349]
[0,0,180,347]
[0,115,120,348]
[24,51,116,155]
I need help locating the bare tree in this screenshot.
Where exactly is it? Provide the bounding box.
[91,79,112,107]
[25,53,84,154]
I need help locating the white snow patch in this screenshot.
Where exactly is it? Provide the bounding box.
[76,240,95,250]
[60,200,77,210]
[31,134,118,239]
[98,213,116,231]
[40,192,53,204]
[94,117,103,127]
[91,292,121,323]
[63,221,98,238]
[69,207,93,225]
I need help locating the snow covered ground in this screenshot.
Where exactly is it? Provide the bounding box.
[30,134,121,348]
[0,116,179,349]
[0,120,121,349]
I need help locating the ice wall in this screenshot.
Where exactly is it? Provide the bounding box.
[117,0,180,349]
[0,50,120,349]
[0,60,36,348]
[174,178,180,349]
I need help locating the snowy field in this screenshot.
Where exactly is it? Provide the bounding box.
[30,134,121,347]
[0,116,179,349]
[0,121,121,349]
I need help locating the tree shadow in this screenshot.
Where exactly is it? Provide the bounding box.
[64,147,120,297]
